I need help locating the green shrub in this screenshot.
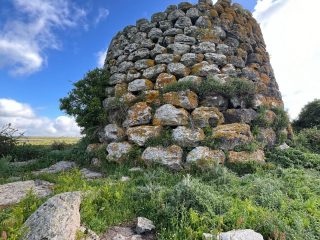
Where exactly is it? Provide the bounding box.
[60,68,110,140]
[0,124,21,157]
[51,141,69,151]
[162,78,256,106]
[272,107,289,133]
[292,99,320,130]
[295,128,320,154]
[266,148,320,170]
[10,144,47,161]
[145,128,174,147]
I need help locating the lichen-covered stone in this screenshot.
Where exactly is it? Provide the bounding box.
[256,128,277,147]
[163,90,198,110]
[167,43,190,55]
[100,124,126,142]
[115,83,128,97]
[224,109,258,124]
[186,147,225,167]
[181,53,204,67]
[167,9,185,21]
[127,126,162,146]
[153,104,189,126]
[143,64,167,79]
[200,94,228,110]
[155,54,179,64]
[123,102,152,127]
[128,79,154,92]
[212,123,253,150]
[167,63,190,78]
[175,34,196,45]
[107,142,132,162]
[192,107,224,128]
[191,61,220,77]
[204,53,227,66]
[218,229,264,240]
[136,217,156,234]
[155,73,177,89]
[172,126,205,147]
[175,17,192,29]
[135,59,155,70]
[142,145,183,170]
[144,90,160,104]
[186,8,200,20]
[148,28,163,41]
[22,192,81,240]
[192,41,216,53]
[110,73,126,85]
[178,75,203,85]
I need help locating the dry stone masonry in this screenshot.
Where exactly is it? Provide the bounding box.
[100,0,291,169]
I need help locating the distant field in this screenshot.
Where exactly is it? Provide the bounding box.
[18,137,81,145]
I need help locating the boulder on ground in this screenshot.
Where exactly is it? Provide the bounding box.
[33,161,76,175]
[212,123,253,150]
[136,217,156,234]
[22,192,82,240]
[218,229,264,240]
[80,168,103,179]
[142,145,183,170]
[228,150,265,163]
[0,180,53,207]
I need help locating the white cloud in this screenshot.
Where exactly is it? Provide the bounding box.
[94,8,110,25]
[0,0,86,75]
[253,0,320,119]
[0,98,81,137]
[96,49,107,68]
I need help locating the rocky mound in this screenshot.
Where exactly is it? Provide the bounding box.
[99,0,291,168]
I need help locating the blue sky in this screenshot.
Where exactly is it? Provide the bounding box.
[0,0,319,136]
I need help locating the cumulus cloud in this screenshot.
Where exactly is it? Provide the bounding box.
[0,0,86,75]
[0,98,81,136]
[94,8,110,25]
[253,0,320,119]
[96,49,107,68]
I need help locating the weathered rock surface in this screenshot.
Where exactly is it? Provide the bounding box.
[123,102,152,127]
[22,192,82,240]
[100,124,126,143]
[127,126,162,146]
[0,180,53,207]
[142,145,183,170]
[212,123,253,150]
[136,217,156,234]
[80,168,103,179]
[78,225,100,240]
[153,104,189,126]
[172,126,205,147]
[107,142,132,162]
[186,147,225,168]
[33,161,76,175]
[228,150,265,163]
[218,229,264,240]
[163,90,198,110]
[192,107,224,128]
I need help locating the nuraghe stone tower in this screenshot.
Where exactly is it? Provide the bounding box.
[100,0,291,169]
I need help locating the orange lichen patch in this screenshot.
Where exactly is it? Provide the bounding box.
[220,13,234,22]
[155,73,177,90]
[255,82,268,94]
[210,9,218,18]
[260,73,271,85]
[212,123,253,141]
[126,125,162,146]
[163,90,198,110]
[191,62,205,75]
[225,7,236,17]
[115,83,128,97]
[236,48,247,60]
[255,96,284,109]
[192,107,224,128]
[214,4,225,14]
[228,150,265,163]
[144,79,155,90]
[145,59,155,68]
[144,90,160,104]
[247,63,260,71]
[125,102,152,127]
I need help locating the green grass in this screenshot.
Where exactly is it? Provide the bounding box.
[0,140,320,240]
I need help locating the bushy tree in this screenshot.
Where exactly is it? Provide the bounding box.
[0,124,22,156]
[60,68,109,140]
[293,99,320,130]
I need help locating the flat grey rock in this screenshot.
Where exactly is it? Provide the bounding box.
[0,180,53,207]
[218,229,264,240]
[22,192,82,240]
[80,168,103,179]
[33,161,76,175]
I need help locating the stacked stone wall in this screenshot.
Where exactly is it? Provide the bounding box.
[100,0,289,169]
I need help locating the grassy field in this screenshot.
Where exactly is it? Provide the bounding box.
[17,137,80,145]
